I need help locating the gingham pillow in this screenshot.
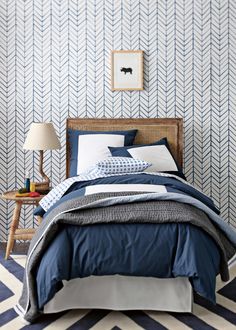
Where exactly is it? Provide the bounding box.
[96,157,151,174]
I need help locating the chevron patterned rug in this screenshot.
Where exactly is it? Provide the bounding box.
[0,250,236,330]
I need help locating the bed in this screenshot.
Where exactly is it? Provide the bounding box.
[15,118,236,323]
[47,118,191,314]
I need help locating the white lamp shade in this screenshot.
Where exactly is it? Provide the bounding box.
[23,123,61,150]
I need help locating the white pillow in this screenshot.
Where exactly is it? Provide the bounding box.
[96,157,151,174]
[77,134,125,174]
[127,145,178,172]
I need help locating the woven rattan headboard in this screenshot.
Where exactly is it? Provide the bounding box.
[66,118,183,178]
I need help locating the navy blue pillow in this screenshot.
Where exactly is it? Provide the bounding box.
[109,138,186,180]
[68,129,137,177]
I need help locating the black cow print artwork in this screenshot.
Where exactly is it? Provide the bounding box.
[111,50,143,90]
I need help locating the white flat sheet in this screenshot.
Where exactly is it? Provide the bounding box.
[85,184,167,195]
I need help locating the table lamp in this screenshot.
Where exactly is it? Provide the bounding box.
[23,122,61,191]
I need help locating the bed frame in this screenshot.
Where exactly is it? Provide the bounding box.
[44,117,193,314]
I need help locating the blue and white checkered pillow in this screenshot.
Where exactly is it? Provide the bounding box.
[95,157,151,174]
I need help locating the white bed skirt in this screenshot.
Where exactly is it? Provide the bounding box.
[44,275,193,314]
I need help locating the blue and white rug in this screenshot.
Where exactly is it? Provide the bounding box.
[0,250,236,330]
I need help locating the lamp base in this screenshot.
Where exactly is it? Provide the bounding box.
[35,182,50,194]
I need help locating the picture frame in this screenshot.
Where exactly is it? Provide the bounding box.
[111,50,144,91]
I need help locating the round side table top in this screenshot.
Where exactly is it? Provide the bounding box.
[1,190,44,202]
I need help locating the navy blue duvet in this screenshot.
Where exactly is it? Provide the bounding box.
[37,223,220,308]
[35,174,223,308]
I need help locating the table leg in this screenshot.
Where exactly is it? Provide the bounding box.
[5,202,22,260]
[36,216,43,224]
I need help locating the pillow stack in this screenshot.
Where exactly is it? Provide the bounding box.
[67,127,185,179]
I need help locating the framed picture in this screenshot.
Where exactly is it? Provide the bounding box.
[111,50,144,91]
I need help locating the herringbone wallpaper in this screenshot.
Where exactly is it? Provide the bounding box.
[0,0,235,241]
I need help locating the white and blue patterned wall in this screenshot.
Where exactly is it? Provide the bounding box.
[0,0,236,240]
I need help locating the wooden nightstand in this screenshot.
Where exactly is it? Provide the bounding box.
[1,191,44,259]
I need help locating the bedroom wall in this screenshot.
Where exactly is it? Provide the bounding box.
[0,0,236,241]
